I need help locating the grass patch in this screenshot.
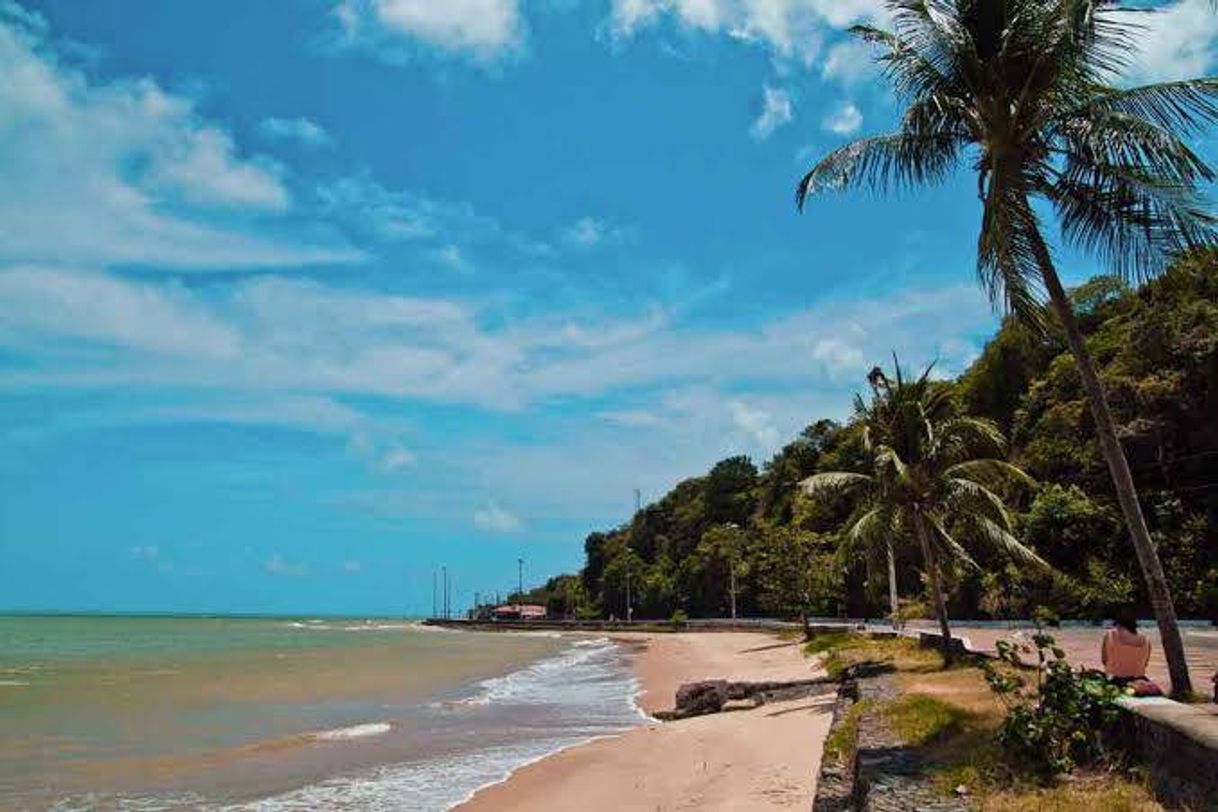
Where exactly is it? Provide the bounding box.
[883,693,972,747]
[977,772,1161,811]
[823,698,870,764]
[805,633,1162,810]
[804,631,852,655]
[804,632,946,680]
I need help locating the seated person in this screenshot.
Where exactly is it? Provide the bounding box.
[1101,608,1151,686]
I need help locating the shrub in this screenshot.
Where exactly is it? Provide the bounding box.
[669,609,688,630]
[983,630,1127,779]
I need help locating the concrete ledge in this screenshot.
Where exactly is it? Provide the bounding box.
[1112,697,1218,810]
[811,675,861,812]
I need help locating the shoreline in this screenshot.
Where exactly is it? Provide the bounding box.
[454,630,833,811]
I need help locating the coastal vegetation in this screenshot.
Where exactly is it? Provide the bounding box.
[539,253,1218,633]
[808,632,1159,809]
[794,0,1218,697]
[802,360,1046,660]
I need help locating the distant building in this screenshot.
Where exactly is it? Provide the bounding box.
[491,603,547,621]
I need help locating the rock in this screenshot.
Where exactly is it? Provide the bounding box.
[674,680,729,718]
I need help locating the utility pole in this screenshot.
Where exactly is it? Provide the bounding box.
[730,561,737,621]
[432,570,437,619]
[634,488,641,513]
[625,570,633,623]
[726,522,740,622]
[442,565,449,620]
[517,557,524,608]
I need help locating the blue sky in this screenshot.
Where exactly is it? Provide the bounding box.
[2,0,1215,616]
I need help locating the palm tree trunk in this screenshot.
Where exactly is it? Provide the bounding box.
[913,509,953,664]
[1031,238,1193,697]
[887,542,900,630]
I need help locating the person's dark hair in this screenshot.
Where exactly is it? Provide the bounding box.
[1113,608,1138,634]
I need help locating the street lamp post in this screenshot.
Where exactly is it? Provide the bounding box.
[517,558,523,609]
[625,570,633,623]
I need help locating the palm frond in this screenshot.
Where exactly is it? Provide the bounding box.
[800,471,873,500]
[926,513,979,571]
[945,459,1037,490]
[972,516,1051,570]
[1078,79,1218,137]
[795,132,962,208]
[945,477,1013,528]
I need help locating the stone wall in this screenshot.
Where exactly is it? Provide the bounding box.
[1111,697,1218,811]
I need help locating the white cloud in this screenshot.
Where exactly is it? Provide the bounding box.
[561,216,625,248]
[608,0,887,65]
[342,560,363,573]
[1116,0,1218,83]
[130,544,159,560]
[0,266,240,359]
[727,400,781,448]
[333,0,524,61]
[260,116,332,147]
[821,38,877,86]
[314,174,551,259]
[380,444,417,471]
[750,85,793,140]
[265,554,309,577]
[0,268,991,412]
[473,502,524,533]
[822,100,862,135]
[0,6,357,270]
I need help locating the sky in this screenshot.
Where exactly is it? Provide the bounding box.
[2,0,1216,616]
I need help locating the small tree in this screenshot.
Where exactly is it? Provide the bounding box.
[803,362,1046,661]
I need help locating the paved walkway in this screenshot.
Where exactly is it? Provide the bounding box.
[894,621,1218,699]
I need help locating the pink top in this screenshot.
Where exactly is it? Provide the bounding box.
[1102,627,1150,679]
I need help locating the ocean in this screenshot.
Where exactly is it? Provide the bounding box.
[0,616,648,811]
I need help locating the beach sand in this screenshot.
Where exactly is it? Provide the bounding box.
[457,631,834,811]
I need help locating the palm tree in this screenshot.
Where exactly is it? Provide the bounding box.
[795,0,1217,695]
[802,362,1046,662]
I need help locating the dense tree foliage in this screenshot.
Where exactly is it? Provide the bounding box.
[553,256,1218,624]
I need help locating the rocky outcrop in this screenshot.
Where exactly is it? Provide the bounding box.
[660,676,835,720]
[673,680,730,718]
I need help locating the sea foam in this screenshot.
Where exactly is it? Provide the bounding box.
[226,636,646,812]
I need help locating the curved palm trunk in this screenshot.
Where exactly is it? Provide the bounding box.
[1030,235,1193,697]
[912,509,954,664]
[887,542,900,629]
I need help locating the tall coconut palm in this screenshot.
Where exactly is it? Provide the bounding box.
[802,362,1046,661]
[795,0,1217,694]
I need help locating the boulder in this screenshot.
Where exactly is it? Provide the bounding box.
[674,680,729,718]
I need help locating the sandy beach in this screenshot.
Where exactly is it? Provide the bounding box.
[457,631,834,811]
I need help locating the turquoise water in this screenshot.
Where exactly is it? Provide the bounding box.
[0,616,644,810]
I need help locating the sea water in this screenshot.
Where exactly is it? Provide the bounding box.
[0,616,648,811]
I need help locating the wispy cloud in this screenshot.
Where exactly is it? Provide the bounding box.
[260,116,332,147]
[727,400,781,448]
[473,502,524,533]
[750,85,793,141]
[822,100,862,135]
[561,216,626,248]
[1115,0,1218,83]
[0,5,358,270]
[0,267,990,412]
[265,554,309,577]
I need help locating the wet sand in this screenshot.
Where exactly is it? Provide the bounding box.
[457,631,834,811]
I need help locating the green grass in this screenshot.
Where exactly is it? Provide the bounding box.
[882,693,972,747]
[823,699,871,764]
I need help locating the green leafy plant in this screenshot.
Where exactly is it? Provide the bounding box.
[983,630,1127,779]
[669,609,688,630]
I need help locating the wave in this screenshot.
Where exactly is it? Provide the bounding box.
[225,637,647,811]
[312,722,392,742]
